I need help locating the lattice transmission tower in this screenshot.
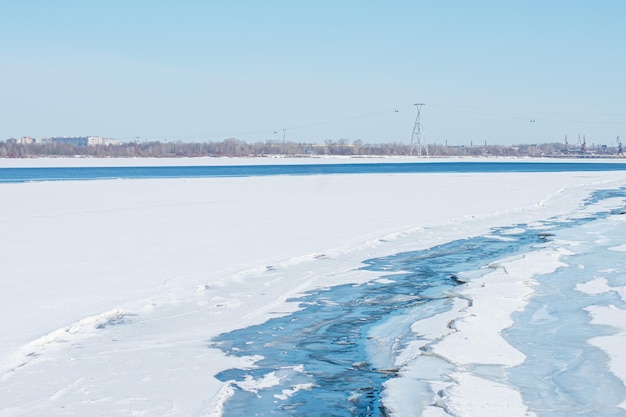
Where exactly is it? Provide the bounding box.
[410,103,428,156]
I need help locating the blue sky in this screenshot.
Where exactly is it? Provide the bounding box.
[2,1,625,145]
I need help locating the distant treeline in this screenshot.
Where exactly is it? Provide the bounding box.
[0,138,620,158]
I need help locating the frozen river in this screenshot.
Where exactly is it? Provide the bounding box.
[1,159,626,416]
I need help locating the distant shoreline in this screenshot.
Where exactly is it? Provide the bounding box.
[1,155,625,168]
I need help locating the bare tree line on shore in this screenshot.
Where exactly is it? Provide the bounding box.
[0,138,621,159]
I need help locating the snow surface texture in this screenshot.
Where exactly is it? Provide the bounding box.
[1,158,626,416]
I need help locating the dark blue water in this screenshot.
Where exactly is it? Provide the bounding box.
[1,161,626,183]
[209,187,626,416]
[210,233,539,416]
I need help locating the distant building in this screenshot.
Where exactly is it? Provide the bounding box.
[48,136,121,146]
[5,137,36,144]
[100,137,121,146]
[19,136,35,144]
[49,136,89,146]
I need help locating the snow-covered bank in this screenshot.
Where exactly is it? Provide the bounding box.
[1,155,624,168]
[1,167,626,416]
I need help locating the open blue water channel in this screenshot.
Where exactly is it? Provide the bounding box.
[210,187,626,416]
[2,161,626,183]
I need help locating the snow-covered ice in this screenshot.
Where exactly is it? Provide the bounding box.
[1,157,626,416]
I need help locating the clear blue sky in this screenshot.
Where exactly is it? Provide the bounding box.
[2,1,625,146]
